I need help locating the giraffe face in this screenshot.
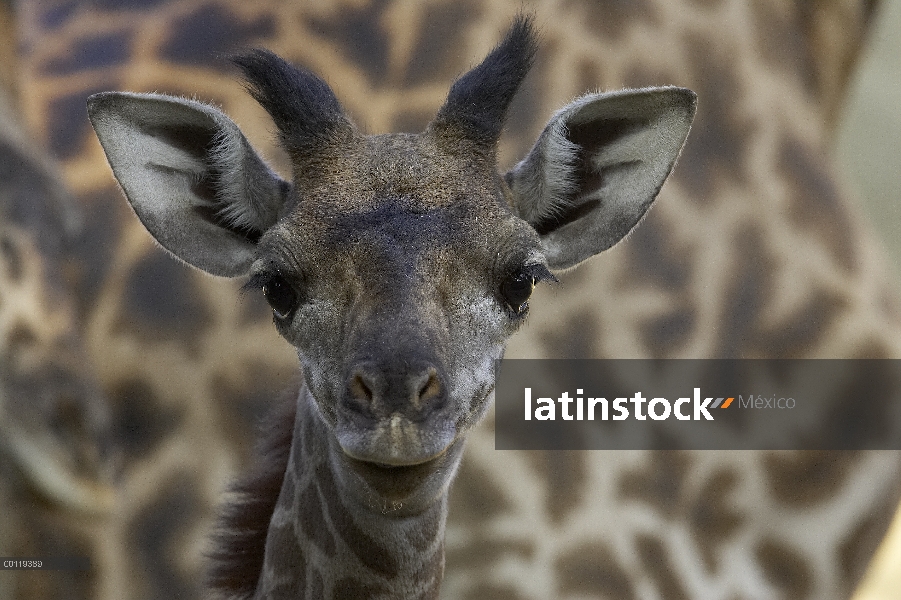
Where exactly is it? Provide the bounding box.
[249,131,551,466]
[87,17,693,498]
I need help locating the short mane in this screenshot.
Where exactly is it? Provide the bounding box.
[206,392,297,599]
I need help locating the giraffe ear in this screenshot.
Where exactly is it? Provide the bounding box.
[87,92,290,277]
[506,87,696,271]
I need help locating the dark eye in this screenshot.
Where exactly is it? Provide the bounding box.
[262,275,298,320]
[501,270,535,315]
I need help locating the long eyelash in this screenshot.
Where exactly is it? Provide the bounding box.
[242,271,275,293]
[524,263,558,284]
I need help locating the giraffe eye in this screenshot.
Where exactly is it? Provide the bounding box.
[500,270,535,316]
[262,275,298,320]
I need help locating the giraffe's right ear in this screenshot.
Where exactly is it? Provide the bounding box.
[87,92,289,277]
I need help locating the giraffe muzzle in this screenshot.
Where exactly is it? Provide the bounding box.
[336,358,457,466]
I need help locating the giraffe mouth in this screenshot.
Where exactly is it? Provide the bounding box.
[343,451,446,481]
[340,442,463,504]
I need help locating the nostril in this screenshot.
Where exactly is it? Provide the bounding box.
[350,373,374,404]
[414,368,443,409]
[345,362,445,416]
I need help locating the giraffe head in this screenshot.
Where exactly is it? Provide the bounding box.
[87,17,694,502]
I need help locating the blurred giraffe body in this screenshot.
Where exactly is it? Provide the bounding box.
[3,0,900,598]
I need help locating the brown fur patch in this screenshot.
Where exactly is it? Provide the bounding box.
[619,451,693,514]
[755,538,812,598]
[763,451,858,507]
[780,135,858,274]
[636,535,690,600]
[556,541,637,599]
[206,394,297,599]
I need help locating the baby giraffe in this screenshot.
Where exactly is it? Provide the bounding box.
[88,16,694,600]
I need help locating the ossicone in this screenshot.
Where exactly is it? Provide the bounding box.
[430,14,538,148]
[232,49,355,156]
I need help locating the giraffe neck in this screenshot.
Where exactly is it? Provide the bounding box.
[255,386,459,599]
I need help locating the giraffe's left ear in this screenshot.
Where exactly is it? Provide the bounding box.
[87,92,290,277]
[506,87,696,271]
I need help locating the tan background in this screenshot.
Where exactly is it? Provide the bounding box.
[840,0,901,598]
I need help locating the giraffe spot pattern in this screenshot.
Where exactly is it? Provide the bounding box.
[446,538,534,571]
[780,134,858,274]
[622,64,681,90]
[524,450,589,523]
[297,480,337,557]
[46,82,119,159]
[854,339,894,360]
[14,3,901,600]
[687,469,743,571]
[820,364,899,449]
[623,215,698,354]
[624,213,693,292]
[748,1,813,90]
[642,307,697,356]
[757,288,847,356]
[211,369,297,465]
[42,30,131,75]
[127,473,202,600]
[160,4,276,69]
[37,1,80,29]
[539,307,599,358]
[402,0,483,87]
[446,460,512,567]
[405,501,443,551]
[316,464,400,577]
[561,0,659,42]
[716,225,775,357]
[462,584,527,600]
[6,323,37,357]
[333,576,388,598]
[674,33,754,200]
[0,232,22,282]
[109,378,184,464]
[117,252,214,350]
[265,524,307,596]
[621,452,744,575]
[8,505,96,600]
[636,535,691,600]
[0,141,72,253]
[576,56,607,93]
[620,451,692,515]
[391,107,442,136]
[839,485,901,586]
[69,189,125,315]
[754,538,812,598]
[763,451,859,508]
[555,542,636,599]
[307,0,393,87]
[94,0,172,11]
[238,284,275,325]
